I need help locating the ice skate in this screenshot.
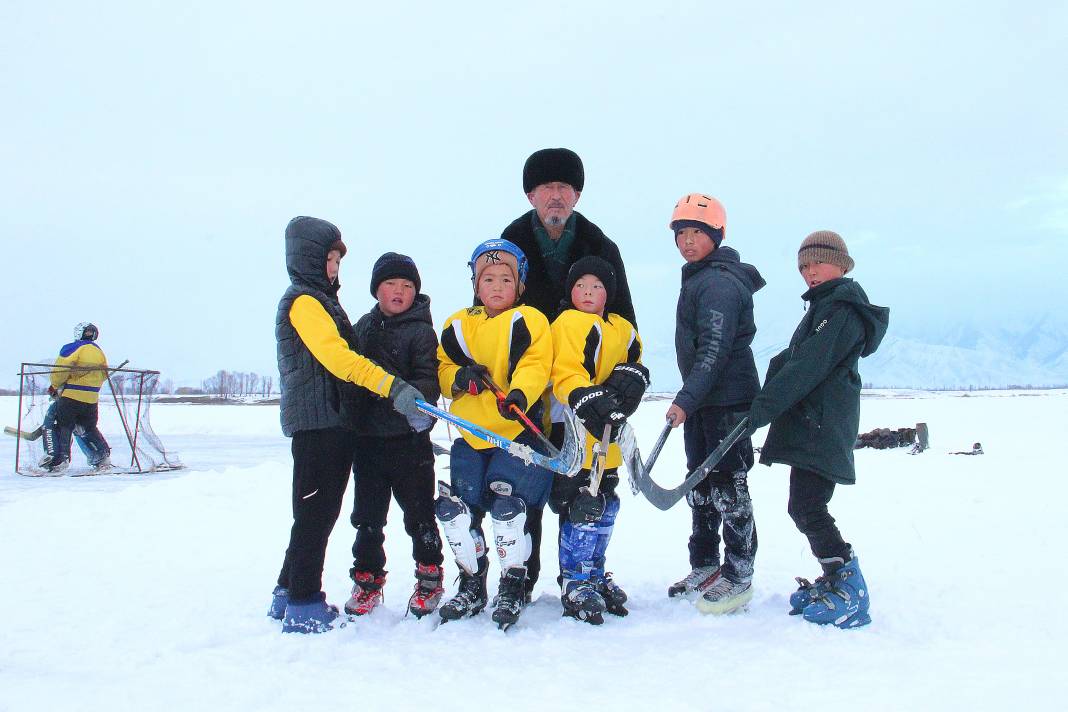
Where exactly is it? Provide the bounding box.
[561,578,606,625]
[695,576,752,615]
[593,571,628,617]
[492,566,527,630]
[667,565,721,600]
[439,557,488,622]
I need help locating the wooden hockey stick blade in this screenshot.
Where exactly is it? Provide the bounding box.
[633,418,749,511]
[5,425,44,441]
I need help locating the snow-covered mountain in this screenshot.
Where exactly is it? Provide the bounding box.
[643,314,1068,391]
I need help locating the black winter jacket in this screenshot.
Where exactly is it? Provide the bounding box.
[500,210,636,325]
[345,294,441,437]
[750,278,890,484]
[673,247,766,414]
[276,217,355,437]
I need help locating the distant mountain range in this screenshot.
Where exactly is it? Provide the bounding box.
[644,314,1068,390]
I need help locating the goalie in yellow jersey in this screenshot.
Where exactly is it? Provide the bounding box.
[40,322,112,474]
[550,256,649,625]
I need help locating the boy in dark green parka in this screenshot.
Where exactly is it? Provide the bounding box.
[747,231,889,629]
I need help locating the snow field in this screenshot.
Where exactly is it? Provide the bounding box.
[0,391,1065,711]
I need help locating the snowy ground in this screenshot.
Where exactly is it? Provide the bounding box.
[1,391,1065,711]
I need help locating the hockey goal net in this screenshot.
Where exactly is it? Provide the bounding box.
[8,362,182,476]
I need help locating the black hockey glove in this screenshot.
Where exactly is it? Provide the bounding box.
[453,364,489,396]
[603,362,650,416]
[388,378,423,418]
[497,389,527,421]
[569,488,607,524]
[568,385,626,433]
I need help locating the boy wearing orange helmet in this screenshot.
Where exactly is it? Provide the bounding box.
[665,194,765,615]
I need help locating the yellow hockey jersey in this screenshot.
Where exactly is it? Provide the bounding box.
[51,340,109,404]
[551,309,643,469]
[438,305,552,451]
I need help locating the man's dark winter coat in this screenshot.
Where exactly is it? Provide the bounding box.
[276,217,355,437]
[673,246,765,414]
[344,294,440,438]
[750,278,890,484]
[500,210,636,325]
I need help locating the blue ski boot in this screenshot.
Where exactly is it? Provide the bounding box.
[802,554,870,629]
[268,585,289,620]
[789,575,832,615]
[282,592,340,634]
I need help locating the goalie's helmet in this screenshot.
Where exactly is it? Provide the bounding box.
[75,322,99,341]
[669,193,726,241]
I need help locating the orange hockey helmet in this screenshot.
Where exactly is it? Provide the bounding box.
[669,193,726,238]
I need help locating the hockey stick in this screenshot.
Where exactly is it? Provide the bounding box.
[477,372,561,458]
[623,417,750,511]
[416,399,583,475]
[4,425,43,441]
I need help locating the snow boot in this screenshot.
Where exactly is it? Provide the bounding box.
[439,556,489,622]
[593,571,628,617]
[345,570,386,616]
[789,575,830,615]
[492,566,528,630]
[695,576,752,615]
[561,578,606,625]
[802,554,871,629]
[668,565,721,600]
[408,563,445,618]
[282,592,339,634]
[268,585,289,620]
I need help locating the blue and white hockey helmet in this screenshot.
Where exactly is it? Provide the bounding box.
[468,238,529,285]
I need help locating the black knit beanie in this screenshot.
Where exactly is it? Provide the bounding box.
[370,252,421,296]
[565,256,617,311]
[523,148,585,193]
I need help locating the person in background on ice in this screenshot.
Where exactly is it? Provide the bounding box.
[499,148,638,597]
[268,217,427,634]
[665,194,764,615]
[549,256,648,625]
[39,322,112,474]
[341,252,446,619]
[746,231,889,629]
[434,239,554,629]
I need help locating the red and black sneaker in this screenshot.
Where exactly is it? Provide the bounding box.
[408,563,445,618]
[344,570,386,616]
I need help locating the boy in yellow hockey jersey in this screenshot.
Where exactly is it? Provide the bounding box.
[434,238,554,629]
[550,256,649,624]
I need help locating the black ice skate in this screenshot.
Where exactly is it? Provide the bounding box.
[438,556,488,623]
[492,567,528,631]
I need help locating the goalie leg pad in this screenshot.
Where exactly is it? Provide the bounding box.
[489,491,528,571]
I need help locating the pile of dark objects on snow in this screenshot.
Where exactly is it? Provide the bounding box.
[854,422,933,455]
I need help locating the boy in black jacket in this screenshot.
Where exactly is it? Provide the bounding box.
[665,193,764,615]
[343,253,445,618]
[747,231,889,629]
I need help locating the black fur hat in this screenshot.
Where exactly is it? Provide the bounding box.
[523,148,584,193]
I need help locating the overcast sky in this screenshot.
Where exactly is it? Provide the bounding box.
[2,1,1065,390]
